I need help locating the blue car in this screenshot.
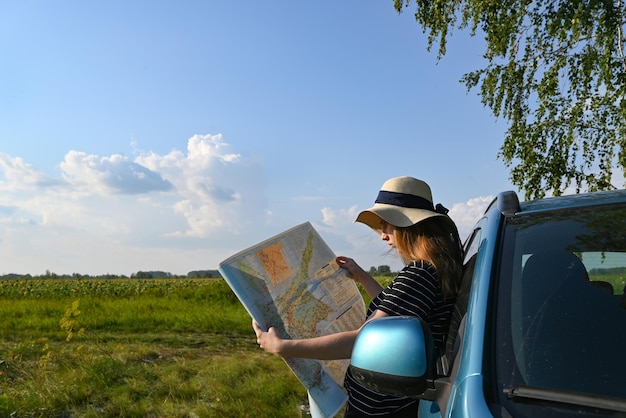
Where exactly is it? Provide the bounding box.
[350,189,626,417]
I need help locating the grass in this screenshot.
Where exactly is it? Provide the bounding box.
[0,278,309,417]
[589,274,626,294]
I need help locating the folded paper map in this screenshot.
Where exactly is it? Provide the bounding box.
[218,222,366,418]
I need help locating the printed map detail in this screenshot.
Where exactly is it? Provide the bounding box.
[218,222,366,418]
[257,242,292,285]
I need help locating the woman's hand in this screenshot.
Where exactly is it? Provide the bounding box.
[335,256,367,283]
[336,255,384,299]
[252,319,284,355]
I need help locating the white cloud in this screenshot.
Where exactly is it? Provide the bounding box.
[0,153,57,190]
[0,134,268,274]
[60,151,173,195]
[0,137,500,276]
[448,196,494,240]
[135,133,266,237]
[320,205,357,228]
[318,205,368,254]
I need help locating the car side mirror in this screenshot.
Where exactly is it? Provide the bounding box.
[349,316,435,397]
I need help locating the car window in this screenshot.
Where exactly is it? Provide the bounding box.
[493,204,626,416]
[583,251,626,295]
[463,228,481,266]
[441,228,482,375]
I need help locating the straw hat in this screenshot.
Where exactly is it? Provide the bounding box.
[355,176,450,231]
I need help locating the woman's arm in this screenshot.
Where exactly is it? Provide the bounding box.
[253,321,357,359]
[253,310,390,360]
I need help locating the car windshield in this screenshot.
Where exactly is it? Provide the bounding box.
[493,204,626,416]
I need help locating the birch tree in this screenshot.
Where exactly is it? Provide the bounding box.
[395,0,626,198]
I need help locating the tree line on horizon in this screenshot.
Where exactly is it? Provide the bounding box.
[2,266,399,281]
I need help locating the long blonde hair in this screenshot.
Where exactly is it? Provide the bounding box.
[393,217,463,298]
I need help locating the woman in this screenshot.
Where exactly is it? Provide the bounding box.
[253,176,463,417]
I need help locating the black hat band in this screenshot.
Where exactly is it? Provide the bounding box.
[375,190,435,211]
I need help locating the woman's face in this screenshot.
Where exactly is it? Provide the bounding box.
[380,221,396,248]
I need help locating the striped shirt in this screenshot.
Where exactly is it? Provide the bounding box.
[344,260,455,416]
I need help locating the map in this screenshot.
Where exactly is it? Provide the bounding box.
[218,222,366,418]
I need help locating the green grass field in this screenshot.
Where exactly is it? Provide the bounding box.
[0,278,309,417]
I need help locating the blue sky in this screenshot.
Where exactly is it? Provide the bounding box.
[0,1,517,276]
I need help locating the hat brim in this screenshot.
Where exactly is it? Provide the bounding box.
[355,203,446,232]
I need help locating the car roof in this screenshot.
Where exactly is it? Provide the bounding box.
[493,189,626,254]
[517,189,626,215]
